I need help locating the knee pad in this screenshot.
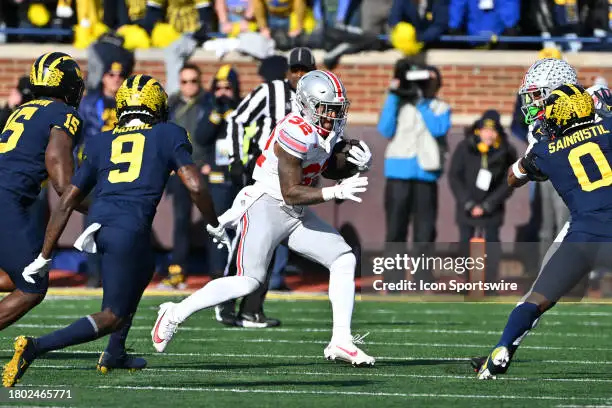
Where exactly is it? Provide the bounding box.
[330,252,356,276]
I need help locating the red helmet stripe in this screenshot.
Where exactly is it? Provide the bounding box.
[323,70,343,99]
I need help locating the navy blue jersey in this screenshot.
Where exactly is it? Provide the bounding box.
[72,121,193,232]
[0,97,82,204]
[532,117,612,236]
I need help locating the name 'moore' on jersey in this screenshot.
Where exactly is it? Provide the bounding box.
[72,121,193,232]
[0,97,82,205]
[252,112,338,199]
[531,117,612,236]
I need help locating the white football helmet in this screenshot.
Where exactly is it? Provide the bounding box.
[519,58,578,124]
[295,70,350,151]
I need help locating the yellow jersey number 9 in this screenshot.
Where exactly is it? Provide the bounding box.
[108,133,146,183]
[568,141,612,192]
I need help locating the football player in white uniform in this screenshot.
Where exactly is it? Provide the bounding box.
[151,70,376,366]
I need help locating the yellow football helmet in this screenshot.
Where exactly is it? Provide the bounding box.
[543,83,595,137]
[116,74,168,124]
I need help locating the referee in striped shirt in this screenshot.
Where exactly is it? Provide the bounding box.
[217,47,317,328]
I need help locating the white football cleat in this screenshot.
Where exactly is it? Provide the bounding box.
[324,336,375,367]
[151,302,180,353]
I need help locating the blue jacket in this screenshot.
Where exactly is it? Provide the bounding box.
[448,0,520,36]
[378,93,451,182]
[78,91,117,144]
[388,0,449,43]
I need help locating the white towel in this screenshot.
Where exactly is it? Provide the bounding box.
[74,223,102,253]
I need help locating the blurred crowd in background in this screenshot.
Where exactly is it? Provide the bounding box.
[1,1,612,68]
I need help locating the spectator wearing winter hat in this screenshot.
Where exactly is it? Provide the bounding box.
[449,110,517,283]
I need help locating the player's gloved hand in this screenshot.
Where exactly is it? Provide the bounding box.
[520,152,548,181]
[22,254,51,284]
[346,141,373,172]
[322,173,369,203]
[206,223,231,251]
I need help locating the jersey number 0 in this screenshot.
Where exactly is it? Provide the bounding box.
[108,133,146,183]
[568,141,612,192]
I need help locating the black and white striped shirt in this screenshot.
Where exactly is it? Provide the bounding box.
[226,79,297,162]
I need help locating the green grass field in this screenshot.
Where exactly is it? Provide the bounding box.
[0,294,611,407]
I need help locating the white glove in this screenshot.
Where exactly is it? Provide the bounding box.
[346,141,372,172]
[322,173,368,203]
[206,223,231,251]
[22,254,51,284]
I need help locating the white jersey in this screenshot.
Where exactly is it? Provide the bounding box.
[252,112,340,200]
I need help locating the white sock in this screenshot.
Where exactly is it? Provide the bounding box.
[328,252,356,343]
[172,276,260,323]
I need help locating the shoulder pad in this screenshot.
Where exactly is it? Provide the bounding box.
[278,115,317,145]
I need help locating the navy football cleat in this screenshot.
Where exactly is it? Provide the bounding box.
[96,351,147,374]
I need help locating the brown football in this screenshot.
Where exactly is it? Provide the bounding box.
[322,139,362,180]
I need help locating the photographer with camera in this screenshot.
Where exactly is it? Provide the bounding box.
[377,59,451,286]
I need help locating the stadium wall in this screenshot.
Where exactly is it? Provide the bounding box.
[1,46,611,124]
[2,46,610,253]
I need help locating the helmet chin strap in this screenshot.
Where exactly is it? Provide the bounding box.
[318,130,339,154]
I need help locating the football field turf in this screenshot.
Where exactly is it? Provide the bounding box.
[0,294,611,407]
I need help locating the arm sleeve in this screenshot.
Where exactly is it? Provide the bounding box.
[276,125,309,160]
[71,141,98,195]
[448,0,468,30]
[226,84,269,160]
[170,126,195,171]
[377,93,400,138]
[417,99,452,138]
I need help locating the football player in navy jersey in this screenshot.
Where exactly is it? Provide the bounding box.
[0,52,83,330]
[2,74,229,386]
[478,84,612,379]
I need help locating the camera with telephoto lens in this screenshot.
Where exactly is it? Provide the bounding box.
[390,58,441,104]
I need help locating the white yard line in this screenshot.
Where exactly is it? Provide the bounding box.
[20,314,612,328]
[36,302,612,318]
[30,364,612,384]
[0,349,609,365]
[9,323,611,338]
[3,335,607,353]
